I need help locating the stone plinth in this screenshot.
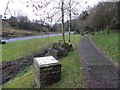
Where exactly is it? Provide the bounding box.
[34,56,61,88]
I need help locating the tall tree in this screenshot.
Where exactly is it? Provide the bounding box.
[26,0,89,43]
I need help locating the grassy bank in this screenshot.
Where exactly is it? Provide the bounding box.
[91,32,118,64]
[2,34,85,88]
[2,35,62,62]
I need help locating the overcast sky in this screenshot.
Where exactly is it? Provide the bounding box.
[0,0,118,24]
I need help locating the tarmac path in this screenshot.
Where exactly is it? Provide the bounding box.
[79,36,119,88]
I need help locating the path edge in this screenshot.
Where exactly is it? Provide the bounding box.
[89,35,118,68]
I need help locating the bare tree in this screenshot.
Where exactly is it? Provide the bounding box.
[3,0,89,43]
[26,0,89,43]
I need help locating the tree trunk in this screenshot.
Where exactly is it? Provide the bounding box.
[108,29,110,34]
[107,26,110,34]
[61,1,65,43]
[68,0,71,42]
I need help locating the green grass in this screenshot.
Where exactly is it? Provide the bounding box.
[0,44,2,63]
[2,34,85,88]
[2,35,67,62]
[91,32,119,64]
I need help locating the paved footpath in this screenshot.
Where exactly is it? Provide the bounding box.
[79,36,119,88]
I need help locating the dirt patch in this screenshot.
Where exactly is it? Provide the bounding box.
[1,43,73,85]
[0,50,47,85]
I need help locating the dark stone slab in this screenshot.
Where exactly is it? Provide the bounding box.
[60,43,73,52]
[47,48,67,59]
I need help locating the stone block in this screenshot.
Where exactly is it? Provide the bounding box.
[47,48,67,59]
[60,43,73,52]
[34,56,61,88]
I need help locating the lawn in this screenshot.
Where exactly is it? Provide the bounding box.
[2,34,85,88]
[2,35,63,62]
[91,32,119,64]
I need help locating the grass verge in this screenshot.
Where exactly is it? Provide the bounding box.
[91,32,119,64]
[2,34,85,88]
